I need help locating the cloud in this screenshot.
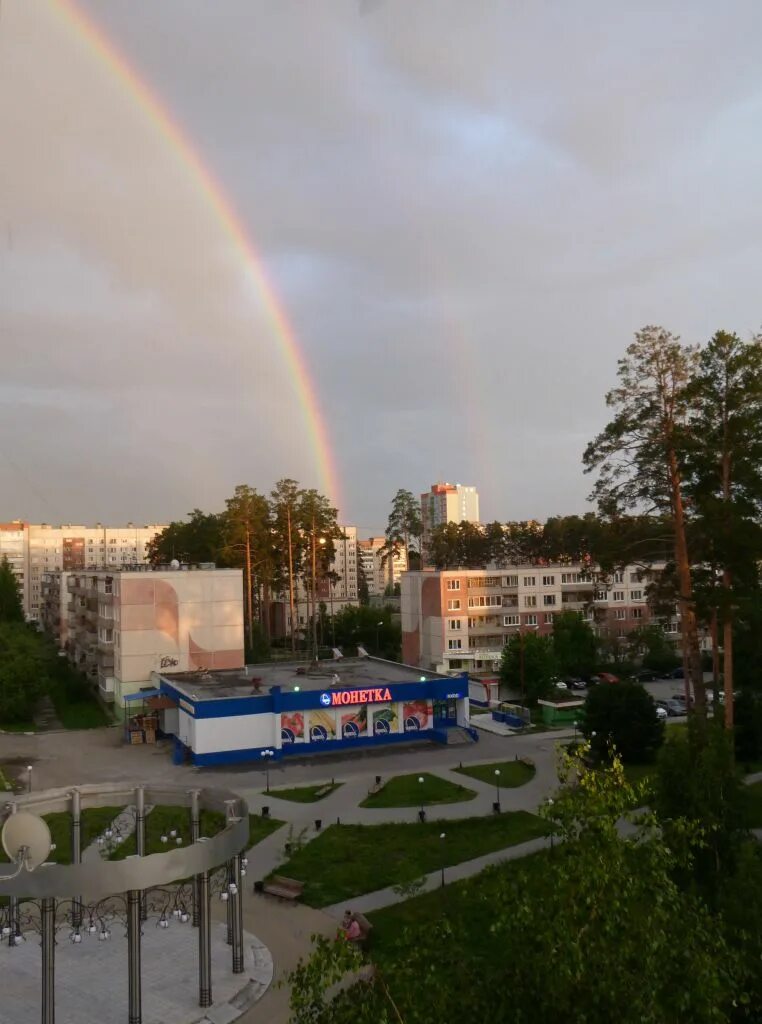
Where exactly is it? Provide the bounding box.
[1,0,761,529]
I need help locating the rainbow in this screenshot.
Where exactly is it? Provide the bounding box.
[50,0,342,511]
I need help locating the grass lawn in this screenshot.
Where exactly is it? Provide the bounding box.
[52,698,111,729]
[265,782,341,803]
[360,771,476,809]
[0,721,36,733]
[0,806,122,864]
[272,812,550,907]
[454,760,535,788]
[744,781,762,829]
[110,808,284,859]
[622,763,658,787]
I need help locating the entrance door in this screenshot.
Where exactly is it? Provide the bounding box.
[433,698,457,726]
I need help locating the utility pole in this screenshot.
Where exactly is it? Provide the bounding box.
[244,525,253,651]
[286,506,296,654]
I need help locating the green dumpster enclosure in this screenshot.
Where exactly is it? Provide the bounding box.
[537,698,584,726]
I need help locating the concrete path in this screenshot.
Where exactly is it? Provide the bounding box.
[321,832,554,917]
[81,803,153,863]
[32,696,62,731]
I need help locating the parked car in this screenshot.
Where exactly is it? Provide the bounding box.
[590,672,620,685]
[554,680,568,691]
[664,667,685,679]
[655,705,668,721]
[632,669,658,682]
[566,677,587,691]
[663,699,686,717]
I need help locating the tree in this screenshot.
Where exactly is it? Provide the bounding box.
[381,489,422,572]
[221,486,273,649]
[271,479,305,653]
[146,509,225,566]
[582,681,664,763]
[628,624,680,675]
[500,631,556,705]
[0,556,24,623]
[297,490,342,659]
[0,622,49,722]
[654,716,746,900]
[583,326,704,709]
[552,610,598,678]
[287,749,735,1024]
[683,330,762,728]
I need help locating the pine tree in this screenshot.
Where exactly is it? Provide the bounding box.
[0,556,24,623]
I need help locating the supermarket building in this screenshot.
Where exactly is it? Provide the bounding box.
[148,658,472,766]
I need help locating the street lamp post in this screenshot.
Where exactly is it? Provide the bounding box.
[573,720,578,742]
[440,832,446,887]
[494,769,501,812]
[418,776,426,822]
[375,621,383,654]
[26,766,33,794]
[260,749,274,793]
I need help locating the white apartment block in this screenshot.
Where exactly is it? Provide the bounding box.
[275,525,359,638]
[0,522,166,620]
[65,565,244,707]
[0,522,28,610]
[420,483,480,563]
[358,536,408,597]
[402,563,690,676]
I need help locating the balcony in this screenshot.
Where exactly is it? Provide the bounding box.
[467,620,503,634]
[97,638,114,654]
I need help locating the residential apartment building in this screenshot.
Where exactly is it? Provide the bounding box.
[0,521,28,610]
[358,536,407,597]
[39,570,71,649]
[0,522,166,620]
[420,483,480,563]
[64,565,244,707]
[401,564,688,675]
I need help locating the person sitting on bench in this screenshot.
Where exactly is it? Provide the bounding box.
[341,911,362,942]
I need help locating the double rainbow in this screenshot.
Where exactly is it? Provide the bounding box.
[51,0,342,511]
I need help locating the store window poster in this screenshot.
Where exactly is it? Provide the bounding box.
[403,700,433,732]
[372,703,398,735]
[280,711,305,744]
[308,709,337,742]
[341,706,367,739]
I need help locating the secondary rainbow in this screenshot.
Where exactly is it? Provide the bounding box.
[50,0,342,511]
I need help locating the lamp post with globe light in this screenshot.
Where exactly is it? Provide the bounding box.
[440,832,446,887]
[494,769,501,812]
[260,749,275,793]
[418,776,426,822]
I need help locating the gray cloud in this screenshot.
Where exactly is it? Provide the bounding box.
[1,0,761,531]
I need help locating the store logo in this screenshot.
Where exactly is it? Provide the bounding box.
[329,687,392,707]
[319,692,332,706]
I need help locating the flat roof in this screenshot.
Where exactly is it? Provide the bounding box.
[161,657,450,702]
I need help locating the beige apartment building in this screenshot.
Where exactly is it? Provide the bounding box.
[65,565,244,707]
[358,536,407,597]
[401,564,689,675]
[0,521,166,620]
[420,483,480,564]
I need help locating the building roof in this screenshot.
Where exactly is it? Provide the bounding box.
[161,656,448,701]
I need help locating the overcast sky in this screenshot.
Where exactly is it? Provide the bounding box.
[1,1,761,533]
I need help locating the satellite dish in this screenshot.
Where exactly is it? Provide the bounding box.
[169,559,180,570]
[2,812,52,870]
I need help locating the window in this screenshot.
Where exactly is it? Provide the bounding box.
[467,575,500,588]
[525,614,538,626]
[524,595,537,608]
[523,576,536,587]
[615,609,626,620]
[503,614,520,626]
[631,590,643,601]
[544,612,555,624]
[630,572,642,583]
[448,638,462,650]
[504,575,518,587]
[613,571,624,583]
[632,608,643,619]
[448,619,462,631]
[617,628,627,638]
[468,595,502,608]
[542,575,555,586]
[447,599,460,611]
[612,591,625,602]
[561,572,580,584]
[543,594,556,606]
[595,589,607,601]
[446,580,460,591]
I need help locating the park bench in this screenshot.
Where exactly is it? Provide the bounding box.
[366,780,384,797]
[262,875,304,901]
[313,784,333,798]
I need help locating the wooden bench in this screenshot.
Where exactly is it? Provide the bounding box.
[313,784,333,798]
[262,875,304,901]
[366,782,383,797]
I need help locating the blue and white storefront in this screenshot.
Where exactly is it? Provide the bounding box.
[157,672,471,767]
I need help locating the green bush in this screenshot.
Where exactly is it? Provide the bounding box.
[582,681,663,763]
